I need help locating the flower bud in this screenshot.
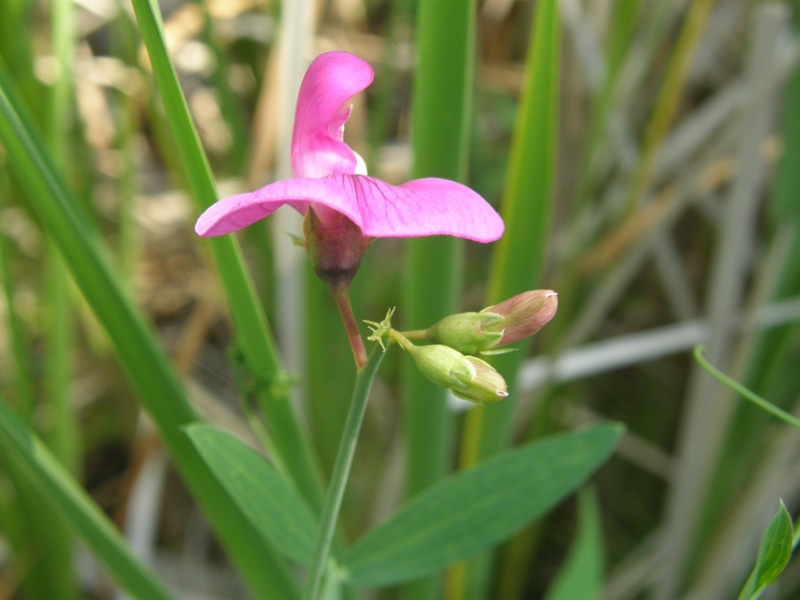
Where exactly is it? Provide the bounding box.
[406,344,509,404]
[419,290,557,354]
[425,312,505,355]
[481,290,558,347]
[452,357,509,404]
[408,344,476,390]
[303,206,371,287]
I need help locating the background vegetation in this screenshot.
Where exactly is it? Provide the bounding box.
[0,0,798,598]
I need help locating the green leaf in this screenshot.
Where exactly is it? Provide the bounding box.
[754,501,794,588]
[185,425,318,565]
[543,489,604,600]
[343,424,622,587]
[739,501,795,600]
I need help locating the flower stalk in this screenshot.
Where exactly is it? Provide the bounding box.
[303,346,386,599]
[331,284,368,369]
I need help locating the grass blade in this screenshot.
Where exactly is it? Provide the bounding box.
[128,0,324,512]
[0,66,299,600]
[453,1,559,595]
[401,2,476,597]
[543,489,604,600]
[0,398,176,600]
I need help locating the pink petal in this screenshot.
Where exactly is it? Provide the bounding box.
[194,191,296,236]
[291,51,374,178]
[371,178,504,242]
[196,175,504,243]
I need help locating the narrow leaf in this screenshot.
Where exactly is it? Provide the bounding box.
[543,489,604,600]
[344,424,622,587]
[186,425,318,565]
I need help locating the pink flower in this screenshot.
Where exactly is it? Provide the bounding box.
[195,51,504,280]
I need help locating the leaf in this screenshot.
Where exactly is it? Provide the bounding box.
[543,489,604,600]
[755,501,794,588]
[185,425,318,565]
[737,501,794,600]
[343,424,622,587]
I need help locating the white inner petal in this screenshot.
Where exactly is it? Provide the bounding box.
[353,150,369,175]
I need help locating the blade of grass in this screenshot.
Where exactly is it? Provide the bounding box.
[572,0,640,216]
[0,4,79,594]
[744,0,800,400]
[0,0,40,115]
[451,1,559,597]
[655,7,784,598]
[0,224,35,421]
[0,66,299,600]
[705,2,800,567]
[402,1,476,598]
[542,489,604,600]
[0,221,74,600]
[33,0,82,595]
[622,0,718,213]
[128,0,324,512]
[0,397,176,600]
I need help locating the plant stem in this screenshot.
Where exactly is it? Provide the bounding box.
[332,283,368,369]
[303,346,385,599]
[388,329,415,352]
[693,345,800,430]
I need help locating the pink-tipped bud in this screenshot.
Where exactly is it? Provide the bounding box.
[421,290,558,354]
[481,290,558,347]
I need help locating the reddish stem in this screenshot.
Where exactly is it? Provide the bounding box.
[331,284,368,369]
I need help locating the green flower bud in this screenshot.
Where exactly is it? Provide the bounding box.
[406,344,509,405]
[408,344,476,390]
[452,357,509,404]
[426,312,505,355]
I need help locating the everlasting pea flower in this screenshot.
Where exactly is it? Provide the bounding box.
[195,51,504,286]
[196,51,504,368]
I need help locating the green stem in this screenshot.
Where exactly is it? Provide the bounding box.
[303,346,386,600]
[693,345,800,430]
[387,329,415,352]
